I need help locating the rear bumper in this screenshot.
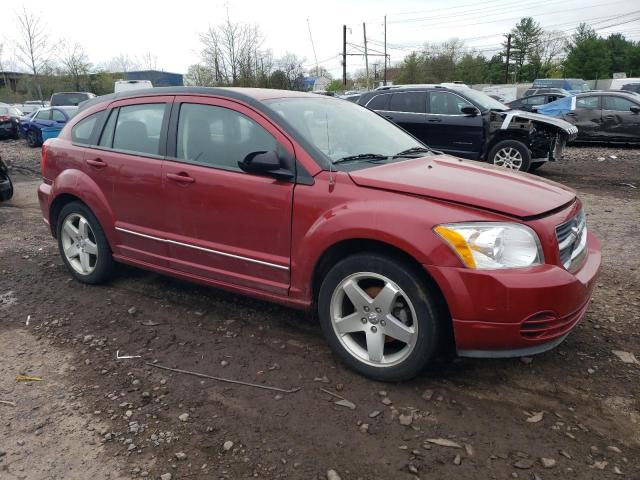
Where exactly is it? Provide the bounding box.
[425,231,601,357]
[37,182,52,228]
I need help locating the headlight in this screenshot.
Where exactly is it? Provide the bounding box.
[434,222,543,269]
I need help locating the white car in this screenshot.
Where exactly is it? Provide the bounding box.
[115,80,153,93]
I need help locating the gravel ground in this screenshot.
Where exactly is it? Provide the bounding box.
[1,139,639,480]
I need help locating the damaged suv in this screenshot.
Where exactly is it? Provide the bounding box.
[357,84,578,172]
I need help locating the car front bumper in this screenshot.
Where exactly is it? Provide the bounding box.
[425,231,601,357]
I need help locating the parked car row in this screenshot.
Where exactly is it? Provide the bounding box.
[0,104,23,139]
[20,106,78,147]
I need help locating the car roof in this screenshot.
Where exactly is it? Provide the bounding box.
[77,86,328,114]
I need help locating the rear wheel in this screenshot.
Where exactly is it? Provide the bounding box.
[56,202,114,284]
[488,140,531,172]
[26,129,41,148]
[318,253,442,381]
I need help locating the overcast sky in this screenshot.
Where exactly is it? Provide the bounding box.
[2,0,639,78]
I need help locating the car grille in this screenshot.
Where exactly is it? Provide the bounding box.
[556,210,587,271]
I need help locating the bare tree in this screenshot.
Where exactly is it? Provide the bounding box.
[106,54,140,73]
[184,64,216,86]
[141,52,158,71]
[0,43,9,91]
[278,52,305,89]
[199,13,264,85]
[14,7,56,100]
[60,41,91,91]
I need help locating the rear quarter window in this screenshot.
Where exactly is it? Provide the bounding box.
[71,111,105,145]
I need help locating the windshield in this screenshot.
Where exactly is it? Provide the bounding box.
[264,97,424,163]
[450,87,509,111]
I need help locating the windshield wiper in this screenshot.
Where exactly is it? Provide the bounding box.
[393,146,432,158]
[333,153,389,164]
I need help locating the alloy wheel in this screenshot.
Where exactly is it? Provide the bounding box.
[493,147,523,170]
[60,213,99,275]
[329,272,418,367]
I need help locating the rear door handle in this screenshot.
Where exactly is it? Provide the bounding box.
[166,172,195,184]
[427,118,442,123]
[86,158,107,168]
[604,115,615,119]
[565,112,576,117]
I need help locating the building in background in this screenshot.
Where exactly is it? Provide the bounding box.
[123,70,184,87]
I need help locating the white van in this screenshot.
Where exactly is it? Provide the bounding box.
[114,80,153,93]
[610,77,640,90]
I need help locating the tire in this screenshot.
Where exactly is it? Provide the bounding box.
[26,129,41,148]
[318,253,442,381]
[488,139,531,172]
[56,201,114,284]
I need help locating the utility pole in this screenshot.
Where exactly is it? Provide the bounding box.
[504,34,511,84]
[342,25,347,86]
[363,22,369,90]
[383,15,387,86]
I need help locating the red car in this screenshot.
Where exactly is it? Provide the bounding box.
[38,88,601,381]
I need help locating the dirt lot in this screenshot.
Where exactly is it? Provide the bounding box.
[1,139,639,480]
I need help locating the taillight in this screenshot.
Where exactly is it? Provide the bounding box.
[41,144,49,178]
[0,115,10,122]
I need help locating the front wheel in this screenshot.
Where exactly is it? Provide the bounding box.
[26,129,41,148]
[488,140,531,172]
[318,253,442,381]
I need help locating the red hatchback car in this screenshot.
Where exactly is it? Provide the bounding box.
[38,87,601,381]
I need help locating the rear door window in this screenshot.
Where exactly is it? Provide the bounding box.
[112,104,166,156]
[389,92,426,113]
[52,109,67,122]
[603,96,636,112]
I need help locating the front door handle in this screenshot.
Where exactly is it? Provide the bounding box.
[604,115,615,119]
[166,172,195,184]
[565,112,576,117]
[86,158,107,168]
[427,118,442,123]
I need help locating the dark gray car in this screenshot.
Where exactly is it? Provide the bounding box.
[562,92,640,143]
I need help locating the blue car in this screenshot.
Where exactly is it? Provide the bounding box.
[20,106,78,147]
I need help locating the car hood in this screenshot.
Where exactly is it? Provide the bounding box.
[500,109,578,137]
[348,155,576,218]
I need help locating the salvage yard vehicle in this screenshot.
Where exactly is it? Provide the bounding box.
[20,106,78,147]
[357,84,578,172]
[0,104,23,139]
[536,91,640,144]
[50,92,96,107]
[0,156,13,202]
[506,92,570,112]
[531,78,590,94]
[38,87,601,381]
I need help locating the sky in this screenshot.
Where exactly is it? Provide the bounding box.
[2,0,639,78]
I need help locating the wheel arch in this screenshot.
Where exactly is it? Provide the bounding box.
[484,131,530,160]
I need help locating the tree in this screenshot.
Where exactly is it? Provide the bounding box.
[60,42,91,91]
[278,52,305,89]
[455,54,486,84]
[106,54,140,73]
[564,24,611,79]
[184,64,216,86]
[140,52,158,71]
[199,13,263,86]
[269,70,289,89]
[14,7,56,100]
[507,17,543,81]
[394,52,425,84]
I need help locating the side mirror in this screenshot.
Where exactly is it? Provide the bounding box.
[630,106,640,114]
[461,106,480,116]
[238,151,294,181]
